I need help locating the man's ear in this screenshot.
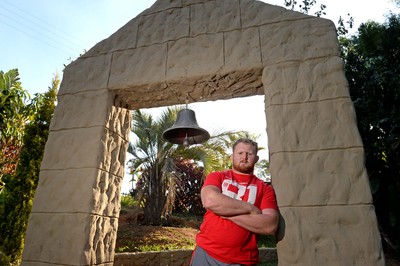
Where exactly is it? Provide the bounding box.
[255,155,259,163]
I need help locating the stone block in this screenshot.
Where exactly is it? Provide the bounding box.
[59,54,112,95]
[105,105,131,139]
[276,205,384,265]
[98,128,129,177]
[32,168,122,217]
[41,127,102,170]
[50,89,113,130]
[270,148,373,206]
[23,213,117,265]
[108,43,168,89]
[137,7,189,47]
[260,18,339,65]
[129,251,161,266]
[223,28,263,73]
[161,250,192,265]
[41,127,126,171]
[263,57,350,105]
[240,0,309,28]
[144,0,183,15]
[167,33,224,80]
[84,18,139,57]
[190,0,241,36]
[266,98,362,153]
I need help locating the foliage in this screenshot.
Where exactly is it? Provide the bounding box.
[171,158,205,215]
[256,159,271,183]
[342,14,400,256]
[258,234,277,248]
[0,69,31,192]
[0,74,59,264]
[120,194,138,208]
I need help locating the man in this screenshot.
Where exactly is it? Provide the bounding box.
[191,138,279,266]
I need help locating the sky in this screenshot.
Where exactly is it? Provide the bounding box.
[1,0,399,193]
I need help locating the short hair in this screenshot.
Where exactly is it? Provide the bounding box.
[232,138,258,154]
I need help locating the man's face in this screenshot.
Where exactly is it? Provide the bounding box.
[232,143,259,174]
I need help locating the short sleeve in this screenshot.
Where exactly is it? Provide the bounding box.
[260,184,278,211]
[202,171,224,190]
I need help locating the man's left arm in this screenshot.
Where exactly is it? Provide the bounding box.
[225,208,279,235]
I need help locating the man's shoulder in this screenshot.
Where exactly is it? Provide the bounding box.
[209,169,232,177]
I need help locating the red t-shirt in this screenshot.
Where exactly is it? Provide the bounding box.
[196,170,278,265]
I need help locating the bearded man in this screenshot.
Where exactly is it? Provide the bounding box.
[191,138,279,266]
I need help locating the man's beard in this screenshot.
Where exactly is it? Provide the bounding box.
[233,161,254,174]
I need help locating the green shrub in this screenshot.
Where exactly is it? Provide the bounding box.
[120,194,137,208]
[258,234,276,248]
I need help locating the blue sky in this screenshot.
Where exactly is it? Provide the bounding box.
[1,0,398,192]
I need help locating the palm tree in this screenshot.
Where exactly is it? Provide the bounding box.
[127,106,250,225]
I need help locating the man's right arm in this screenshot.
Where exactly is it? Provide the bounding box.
[201,185,261,217]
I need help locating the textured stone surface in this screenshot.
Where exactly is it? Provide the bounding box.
[137,6,190,46]
[22,0,384,265]
[167,33,225,80]
[260,18,339,65]
[32,169,123,217]
[50,89,114,130]
[109,43,168,89]
[263,57,350,105]
[22,213,117,265]
[224,28,263,72]
[276,206,384,265]
[84,19,139,56]
[190,0,241,35]
[41,127,111,170]
[266,99,363,153]
[270,148,372,206]
[59,54,112,95]
[240,0,309,27]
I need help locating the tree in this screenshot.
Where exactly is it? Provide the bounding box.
[171,158,205,215]
[127,107,252,225]
[0,69,31,192]
[0,74,59,264]
[342,14,400,257]
[283,0,353,35]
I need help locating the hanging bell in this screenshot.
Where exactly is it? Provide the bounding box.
[163,109,210,147]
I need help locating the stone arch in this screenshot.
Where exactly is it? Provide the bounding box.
[22,0,384,265]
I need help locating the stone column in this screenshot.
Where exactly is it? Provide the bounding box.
[261,18,384,265]
[21,55,131,265]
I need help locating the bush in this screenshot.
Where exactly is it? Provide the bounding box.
[120,194,137,208]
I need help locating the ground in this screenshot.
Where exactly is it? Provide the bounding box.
[115,208,201,253]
